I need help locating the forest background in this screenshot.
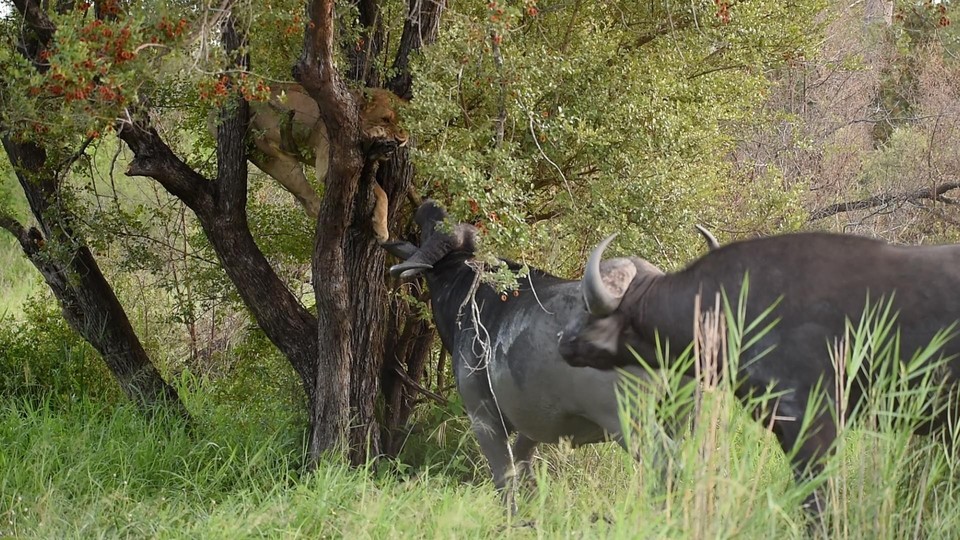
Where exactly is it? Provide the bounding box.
[2,0,960,537]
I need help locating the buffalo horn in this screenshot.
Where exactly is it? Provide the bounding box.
[582,233,623,316]
[389,261,434,278]
[695,224,720,251]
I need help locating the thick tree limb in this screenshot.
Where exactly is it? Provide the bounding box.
[387,0,446,98]
[12,0,56,45]
[118,121,215,210]
[215,16,251,216]
[0,213,27,241]
[808,182,960,221]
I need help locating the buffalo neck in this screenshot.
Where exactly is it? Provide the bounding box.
[422,254,568,353]
[625,271,700,371]
[422,252,485,351]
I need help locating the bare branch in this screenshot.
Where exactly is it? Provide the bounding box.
[808,181,960,221]
[392,364,447,405]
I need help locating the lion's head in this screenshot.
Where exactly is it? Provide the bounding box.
[358,88,409,159]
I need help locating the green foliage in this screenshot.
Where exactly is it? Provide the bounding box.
[207,327,306,429]
[409,0,824,273]
[860,127,928,191]
[0,293,122,406]
[246,174,314,268]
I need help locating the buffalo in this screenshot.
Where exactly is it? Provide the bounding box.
[559,231,960,510]
[382,201,719,510]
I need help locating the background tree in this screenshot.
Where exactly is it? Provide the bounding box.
[735,0,960,242]
[0,0,186,415]
[1,0,444,464]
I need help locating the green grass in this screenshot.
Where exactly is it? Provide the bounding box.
[3,290,960,538]
[2,372,958,539]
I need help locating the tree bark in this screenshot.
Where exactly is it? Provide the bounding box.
[381,286,436,456]
[0,137,187,416]
[117,18,320,398]
[344,164,388,461]
[387,0,446,99]
[297,0,366,462]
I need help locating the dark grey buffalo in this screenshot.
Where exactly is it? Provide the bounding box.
[559,231,960,509]
[382,202,714,509]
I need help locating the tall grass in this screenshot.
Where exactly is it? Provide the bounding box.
[615,288,960,538]
[3,292,960,538]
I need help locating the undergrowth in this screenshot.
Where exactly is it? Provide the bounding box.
[2,292,960,538]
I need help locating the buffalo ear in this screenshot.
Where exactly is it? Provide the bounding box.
[381,240,419,261]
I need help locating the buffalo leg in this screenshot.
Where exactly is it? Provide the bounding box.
[512,434,539,491]
[464,401,522,513]
[771,397,838,514]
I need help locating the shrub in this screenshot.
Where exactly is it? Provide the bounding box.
[0,293,122,406]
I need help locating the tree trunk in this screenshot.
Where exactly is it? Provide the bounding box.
[297,0,450,464]
[0,138,187,416]
[297,0,363,461]
[375,147,438,457]
[381,291,436,456]
[373,0,448,456]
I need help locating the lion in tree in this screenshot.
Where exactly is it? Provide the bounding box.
[211,83,408,242]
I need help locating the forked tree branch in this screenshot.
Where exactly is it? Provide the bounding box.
[118,120,215,210]
[391,364,447,405]
[0,213,26,239]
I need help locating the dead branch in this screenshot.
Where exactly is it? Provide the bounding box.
[808,181,960,221]
[393,364,447,405]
